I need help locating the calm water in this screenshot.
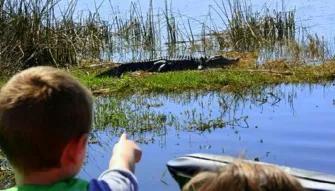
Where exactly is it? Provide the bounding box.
[79,84,335,190]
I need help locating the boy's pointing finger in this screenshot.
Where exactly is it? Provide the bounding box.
[119,133,127,142]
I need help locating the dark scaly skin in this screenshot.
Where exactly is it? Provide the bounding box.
[97,55,240,77]
[97,59,160,77]
[153,57,205,72]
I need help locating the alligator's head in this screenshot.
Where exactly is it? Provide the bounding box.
[206,55,240,67]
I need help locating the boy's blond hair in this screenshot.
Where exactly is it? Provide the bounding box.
[183,161,304,191]
[0,66,93,173]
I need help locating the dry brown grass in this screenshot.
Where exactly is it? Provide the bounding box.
[262,59,290,70]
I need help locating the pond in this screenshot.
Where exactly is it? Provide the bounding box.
[79,83,335,190]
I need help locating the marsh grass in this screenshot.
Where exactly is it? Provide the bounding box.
[0,0,111,74]
[211,0,295,52]
[0,0,331,75]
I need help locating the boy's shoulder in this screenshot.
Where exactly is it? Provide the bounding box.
[2,178,88,191]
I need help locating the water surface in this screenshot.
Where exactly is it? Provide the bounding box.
[79,83,335,190]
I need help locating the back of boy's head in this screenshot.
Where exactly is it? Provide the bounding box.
[0,66,93,174]
[183,161,304,191]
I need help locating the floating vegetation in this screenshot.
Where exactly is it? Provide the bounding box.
[92,87,298,135]
[90,83,330,142]
[187,117,226,132]
[93,96,171,136]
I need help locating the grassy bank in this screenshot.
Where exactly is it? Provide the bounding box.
[71,60,335,96]
[0,61,333,96]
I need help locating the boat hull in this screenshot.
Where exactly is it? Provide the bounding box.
[167,153,335,191]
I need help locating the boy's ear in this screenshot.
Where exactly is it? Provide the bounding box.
[61,134,88,165]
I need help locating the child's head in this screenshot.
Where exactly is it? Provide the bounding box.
[183,161,304,191]
[0,66,93,176]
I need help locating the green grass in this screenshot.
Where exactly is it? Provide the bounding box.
[70,62,335,96]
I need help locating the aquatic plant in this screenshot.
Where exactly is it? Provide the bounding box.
[211,0,295,51]
[93,96,171,136]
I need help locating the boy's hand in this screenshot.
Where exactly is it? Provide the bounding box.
[109,133,142,173]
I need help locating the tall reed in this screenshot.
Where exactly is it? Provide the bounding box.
[211,0,296,52]
[0,0,110,74]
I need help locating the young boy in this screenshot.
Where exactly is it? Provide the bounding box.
[0,66,142,191]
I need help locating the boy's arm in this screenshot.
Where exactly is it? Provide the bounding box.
[88,133,142,191]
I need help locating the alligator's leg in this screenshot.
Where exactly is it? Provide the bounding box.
[158,63,169,72]
[198,57,206,70]
[149,60,166,72]
[197,64,204,70]
[158,61,173,72]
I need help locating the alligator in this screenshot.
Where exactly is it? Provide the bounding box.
[97,55,240,77]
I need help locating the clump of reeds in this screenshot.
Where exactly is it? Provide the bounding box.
[211,0,295,52]
[305,34,327,61]
[286,33,330,63]
[0,0,110,74]
[164,0,177,56]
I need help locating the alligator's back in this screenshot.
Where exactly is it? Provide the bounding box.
[97,60,158,77]
[160,59,203,72]
[117,60,156,73]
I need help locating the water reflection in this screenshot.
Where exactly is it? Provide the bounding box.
[92,84,300,135]
[81,83,335,191]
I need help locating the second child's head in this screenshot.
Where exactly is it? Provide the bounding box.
[183,161,304,191]
[0,66,93,177]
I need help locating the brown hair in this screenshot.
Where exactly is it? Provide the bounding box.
[183,161,304,191]
[0,66,93,173]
